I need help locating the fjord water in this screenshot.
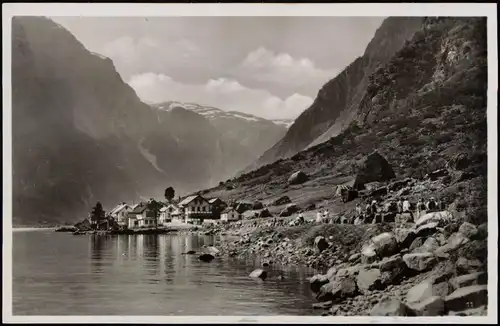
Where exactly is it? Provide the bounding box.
[13,229,318,315]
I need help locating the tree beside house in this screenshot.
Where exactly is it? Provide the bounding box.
[89,202,106,230]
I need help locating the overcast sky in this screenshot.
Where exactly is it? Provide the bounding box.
[51,16,385,120]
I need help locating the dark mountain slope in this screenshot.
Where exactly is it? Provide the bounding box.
[247,17,424,172]
[200,17,488,225]
[11,17,285,226]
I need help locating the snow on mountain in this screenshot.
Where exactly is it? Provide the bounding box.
[271,119,295,128]
[154,101,277,124]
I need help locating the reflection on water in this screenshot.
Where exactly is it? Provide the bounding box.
[13,230,318,315]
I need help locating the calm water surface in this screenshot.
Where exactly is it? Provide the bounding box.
[13,229,319,315]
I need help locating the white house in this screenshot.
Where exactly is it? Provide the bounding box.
[220,208,241,222]
[127,202,156,228]
[159,204,181,225]
[108,203,133,228]
[178,195,212,223]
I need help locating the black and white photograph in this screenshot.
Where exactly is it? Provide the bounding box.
[2,3,497,323]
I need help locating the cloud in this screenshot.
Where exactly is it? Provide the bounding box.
[100,36,204,79]
[128,73,313,120]
[237,47,338,90]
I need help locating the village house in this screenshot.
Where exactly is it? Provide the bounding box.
[127,202,156,228]
[220,207,241,222]
[158,203,181,225]
[178,194,212,224]
[108,202,132,229]
[208,197,227,218]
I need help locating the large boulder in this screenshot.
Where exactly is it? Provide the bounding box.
[279,204,299,217]
[356,268,383,292]
[353,151,396,190]
[403,253,438,272]
[406,281,435,304]
[198,253,215,262]
[249,269,267,280]
[310,274,330,293]
[368,232,399,259]
[458,222,478,239]
[370,298,416,316]
[410,296,446,316]
[288,171,309,185]
[415,211,453,228]
[445,285,488,312]
[449,272,487,291]
[258,208,273,218]
[252,201,264,210]
[394,228,417,249]
[316,278,358,303]
[314,236,329,253]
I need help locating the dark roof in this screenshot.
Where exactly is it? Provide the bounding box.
[179,195,209,206]
[130,202,148,214]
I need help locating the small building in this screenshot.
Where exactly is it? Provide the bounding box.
[159,204,181,225]
[178,194,212,223]
[220,207,241,222]
[108,203,133,229]
[127,202,156,228]
[208,197,227,219]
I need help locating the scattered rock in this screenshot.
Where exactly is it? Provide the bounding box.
[432,281,452,298]
[353,151,396,190]
[410,296,446,316]
[471,223,487,241]
[456,240,487,263]
[310,274,330,293]
[406,281,434,304]
[288,171,309,185]
[370,297,416,316]
[273,196,291,206]
[413,237,440,254]
[207,246,220,255]
[198,253,215,262]
[445,232,470,251]
[415,211,453,228]
[456,257,483,274]
[184,250,196,255]
[348,253,361,263]
[403,252,438,272]
[249,269,267,280]
[394,228,416,249]
[314,236,329,253]
[445,285,488,312]
[415,222,438,238]
[326,266,337,280]
[409,237,426,252]
[357,268,383,293]
[316,278,358,303]
[459,222,478,239]
[370,232,399,258]
[361,243,378,264]
[449,272,487,290]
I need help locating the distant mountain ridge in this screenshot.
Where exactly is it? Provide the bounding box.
[11,17,286,226]
[153,101,294,128]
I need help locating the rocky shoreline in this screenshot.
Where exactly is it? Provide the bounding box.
[200,211,487,317]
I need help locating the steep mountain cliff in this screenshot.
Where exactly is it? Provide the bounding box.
[11,17,285,226]
[248,17,425,172]
[201,17,487,224]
